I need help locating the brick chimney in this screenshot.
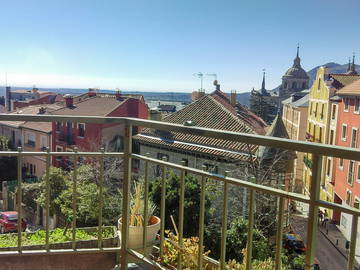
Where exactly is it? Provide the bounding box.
[230,90,237,106]
[88,88,96,97]
[149,109,162,121]
[64,94,74,108]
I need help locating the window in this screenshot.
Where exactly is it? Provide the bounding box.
[181,158,189,166]
[40,135,47,150]
[314,103,318,117]
[357,163,360,183]
[348,161,355,185]
[346,190,352,205]
[326,158,332,177]
[203,163,218,174]
[156,153,169,176]
[309,102,312,116]
[317,78,321,90]
[355,99,360,114]
[78,123,85,137]
[320,104,324,120]
[318,127,322,142]
[284,82,287,89]
[331,104,336,120]
[27,132,35,147]
[342,124,347,141]
[56,122,61,132]
[56,146,63,160]
[351,128,358,148]
[344,98,350,112]
[339,158,344,169]
[302,82,306,89]
[329,130,334,145]
[354,197,360,209]
[292,82,297,89]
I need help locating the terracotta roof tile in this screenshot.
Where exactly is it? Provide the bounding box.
[51,96,127,116]
[336,78,360,96]
[330,74,360,89]
[134,90,268,159]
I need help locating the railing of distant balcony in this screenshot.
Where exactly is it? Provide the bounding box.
[0,114,360,270]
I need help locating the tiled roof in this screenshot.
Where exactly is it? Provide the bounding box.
[21,121,52,133]
[0,104,62,128]
[336,78,360,96]
[134,90,268,159]
[51,96,127,116]
[330,74,360,89]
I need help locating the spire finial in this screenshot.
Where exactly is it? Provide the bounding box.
[347,57,351,72]
[296,43,299,58]
[353,52,355,65]
[261,69,266,90]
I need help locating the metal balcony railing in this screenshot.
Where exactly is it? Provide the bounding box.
[0,114,360,270]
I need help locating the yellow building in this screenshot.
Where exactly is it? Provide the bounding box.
[282,91,309,193]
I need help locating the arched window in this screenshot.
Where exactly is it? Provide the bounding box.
[318,78,321,90]
[292,82,297,89]
[302,82,306,89]
[284,82,288,89]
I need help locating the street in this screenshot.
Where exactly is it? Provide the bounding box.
[291,215,358,270]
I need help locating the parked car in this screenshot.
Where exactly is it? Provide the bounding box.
[283,233,306,254]
[0,211,27,233]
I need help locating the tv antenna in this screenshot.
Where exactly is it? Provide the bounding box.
[192,72,217,91]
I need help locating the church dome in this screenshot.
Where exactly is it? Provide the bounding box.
[282,46,309,80]
[283,66,309,79]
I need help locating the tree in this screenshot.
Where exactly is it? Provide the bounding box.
[37,165,122,229]
[149,171,212,238]
[0,136,17,182]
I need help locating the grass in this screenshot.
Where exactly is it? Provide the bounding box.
[0,227,115,247]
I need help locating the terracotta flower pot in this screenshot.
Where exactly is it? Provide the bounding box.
[118,216,160,249]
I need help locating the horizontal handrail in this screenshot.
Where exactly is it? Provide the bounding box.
[1,114,360,160]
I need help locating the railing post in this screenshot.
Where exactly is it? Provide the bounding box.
[121,124,132,270]
[98,147,105,249]
[245,185,255,270]
[305,154,322,270]
[178,160,186,270]
[220,171,230,270]
[17,147,22,253]
[347,214,358,270]
[71,147,78,250]
[45,147,51,251]
[197,165,207,270]
[160,156,167,258]
[274,196,285,270]
[142,154,150,256]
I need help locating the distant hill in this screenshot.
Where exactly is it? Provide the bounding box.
[307,62,360,83]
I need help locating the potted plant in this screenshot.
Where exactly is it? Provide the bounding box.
[118,180,160,249]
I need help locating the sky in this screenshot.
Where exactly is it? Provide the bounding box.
[0,0,359,92]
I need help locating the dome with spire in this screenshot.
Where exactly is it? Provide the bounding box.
[280,45,310,93]
[283,46,309,79]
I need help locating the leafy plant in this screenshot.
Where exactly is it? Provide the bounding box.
[129,180,156,227]
[149,171,211,237]
[0,227,114,248]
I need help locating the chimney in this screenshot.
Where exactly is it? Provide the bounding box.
[230,90,237,106]
[213,80,220,91]
[38,107,46,114]
[115,90,123,101]
[64,94,74,108]
[149,109,162,121]
[88,88,96,97]
[6,86,11,112]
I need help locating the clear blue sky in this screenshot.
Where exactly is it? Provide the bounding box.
[0,0,359,92]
